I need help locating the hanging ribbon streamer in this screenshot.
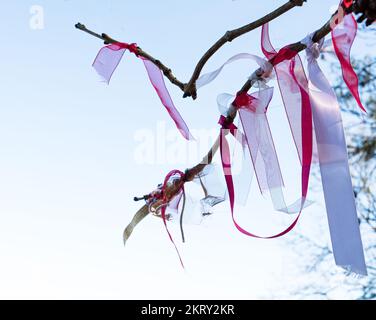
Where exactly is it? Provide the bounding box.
[302,34,367,275]
[93,42,193,140]
[219,88,308,239]
[332,9,367,112]
[214,22,317,239]
[261,23,314,211]
[262,23,304,164]
[160,170,186,269]
[240,88,312,213]
[219,88,312,214]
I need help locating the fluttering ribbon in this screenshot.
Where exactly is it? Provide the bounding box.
[197,52,310,213]
[120,3,367,273]
[219,87,309,239]
[301,34,367,275]
[213,21,317,239]
[160,170,186,268]
[123,204,150,246]
[262,23,305,164]
[218,88,312,214]
[261,23,314,213]
[332,9,367,112]
[93,42,193,140]
[196,53,273,90]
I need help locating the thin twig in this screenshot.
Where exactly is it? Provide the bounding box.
[75,23,185,91]
[183,0,306,99]
[75,1,306,98]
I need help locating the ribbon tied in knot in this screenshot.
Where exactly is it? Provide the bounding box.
[114,42,139,56]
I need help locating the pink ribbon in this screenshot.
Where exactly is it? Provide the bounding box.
[261,24,303,163]
[217,23,315,239]
[261,23,313,211]
[236,89,285,193]
[160,170,186,269]
[332,12,367,113]
[219,86,310,238]
[93,42,193,140]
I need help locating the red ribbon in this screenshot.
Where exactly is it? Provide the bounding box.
[113,42,139,55]
[332,12,367,113]
[233,91,257,110]
[219,108,303,238]
[342,0,353,9]
[217,22,315,239]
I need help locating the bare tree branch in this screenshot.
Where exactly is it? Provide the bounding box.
[76,1,307,98]
[75,23,186,91]
[75,2,349,203]
[183,0,306,99]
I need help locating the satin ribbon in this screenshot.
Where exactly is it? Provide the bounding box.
[123,204,150,245]
[332,10,367,113]
[343,0,353,9]
[93,42,193,140]
[302,34,367,275]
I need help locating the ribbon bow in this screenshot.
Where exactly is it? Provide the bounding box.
[114,42,139,55]
[218,86,311,239]
[92,42,194,140]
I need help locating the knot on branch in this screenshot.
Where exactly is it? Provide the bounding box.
[224,31,233,42]
[290,0,306,6]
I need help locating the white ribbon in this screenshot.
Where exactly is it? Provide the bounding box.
[196,53,273,89]
[217,87,312,214]
[302,34,367,275]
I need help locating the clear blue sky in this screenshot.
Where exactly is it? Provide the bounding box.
[0,0,369,299]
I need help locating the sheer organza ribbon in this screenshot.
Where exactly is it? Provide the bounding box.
[261,23,305,164]
[160,170,186,268]
[302,34,367,275]
[332,9,367,112]
[260,27,316,240]
[261,24,313,214]
[218,89,312,214]
[93,42,193,140]
[196,53,273,90]
[198,47,311,215]
[215,22,316,239]
[219,88,309,239]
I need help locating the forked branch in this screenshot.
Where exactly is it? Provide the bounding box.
[75,0,306,98]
